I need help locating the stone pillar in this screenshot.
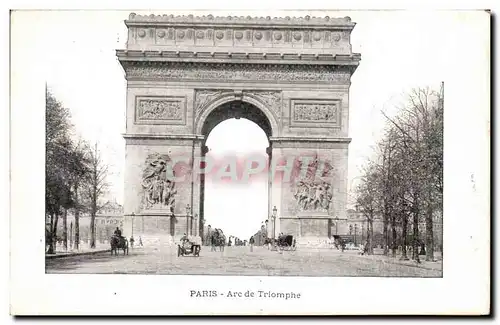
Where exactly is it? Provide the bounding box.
[269,146,285,240]
[270,140,349,247]
[189,137,204,244]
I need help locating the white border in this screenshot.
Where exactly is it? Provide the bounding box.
[7,1,492,316]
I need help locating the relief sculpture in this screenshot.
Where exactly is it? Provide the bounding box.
[247,91,282,118]
[137,98,183,121]
[294,103,337,122]
[194,90,232,116]
[292,156,333,211]
[126,63,351,84]
[141,153,177,210]
[293,180,333,211]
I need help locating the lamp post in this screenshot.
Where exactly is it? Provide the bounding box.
[272,206,278,239]
[186,204,191,236]
[131,212,135,238]
[194,214,198,237]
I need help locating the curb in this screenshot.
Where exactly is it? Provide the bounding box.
[45,249,110,259]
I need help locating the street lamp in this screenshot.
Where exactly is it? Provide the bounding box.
[194,214,198,236]
[131,212,135,238]
[186,204,191,236]
[272,206,277,239]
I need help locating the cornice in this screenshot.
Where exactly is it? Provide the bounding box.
[116,50,361,67]
[123,133,205,141]
[270,136,352,143]
[125,13,356,29]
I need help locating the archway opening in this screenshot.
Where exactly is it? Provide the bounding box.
[200,100,272,245]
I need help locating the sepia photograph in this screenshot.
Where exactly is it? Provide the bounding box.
[9,6,490,315]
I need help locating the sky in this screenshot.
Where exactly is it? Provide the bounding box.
[16,10,476,239]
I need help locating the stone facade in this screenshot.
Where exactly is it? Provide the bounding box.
[117,13,361,245]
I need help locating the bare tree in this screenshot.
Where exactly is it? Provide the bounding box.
[355,163,380,255]
[355,84,443,262]
[83,142,109,248]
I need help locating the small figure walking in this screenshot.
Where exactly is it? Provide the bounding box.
[130,236,135,249]
[249,236,255,252]
[139,236,143,246]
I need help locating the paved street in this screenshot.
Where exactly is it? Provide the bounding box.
[46,245,442,277]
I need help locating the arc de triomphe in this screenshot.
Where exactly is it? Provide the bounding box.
[117,13,361,245]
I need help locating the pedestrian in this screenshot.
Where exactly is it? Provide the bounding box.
[139,236,143,246]
[130,236,135,248]
[249,236,255,252]
[358,242,365,255]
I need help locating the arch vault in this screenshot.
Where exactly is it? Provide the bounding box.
[117,13,361,246]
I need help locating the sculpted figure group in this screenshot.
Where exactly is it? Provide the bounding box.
[293,180,332,211]
[142,155,177,208]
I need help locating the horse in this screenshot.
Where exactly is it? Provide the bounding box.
[110,235,129,256]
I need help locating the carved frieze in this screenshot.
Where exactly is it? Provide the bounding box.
[290,99,342,128]
[141,153,177,211]
[135,96,186,125]
[125,63,351,84]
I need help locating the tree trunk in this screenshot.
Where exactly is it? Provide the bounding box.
[52,214,59,253]
[90,212,96,249]
[62,208,68,251]
[389,206,397,257]
[425,203,434,261]
[391,212,397,258]
[90,155,98,249]
[365,218,371,255]
[370,219,374,254]
[383,211,389,256]
[46,214,55,254]
[74,182,80,250]
[401,210,409,260]
[366,217,374,255]
[412,203,421,263]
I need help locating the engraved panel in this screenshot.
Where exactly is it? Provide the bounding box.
[135,96,186,125]
[290,99,341,128]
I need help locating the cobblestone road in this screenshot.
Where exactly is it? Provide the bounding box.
[45,245,442,277]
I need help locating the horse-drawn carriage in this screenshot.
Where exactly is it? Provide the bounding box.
[276,234,296,251]
[110,235,129,255]
[178,240,201,257]
[332,235,348,251]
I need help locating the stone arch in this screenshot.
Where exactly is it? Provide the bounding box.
[195,91,279,137]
